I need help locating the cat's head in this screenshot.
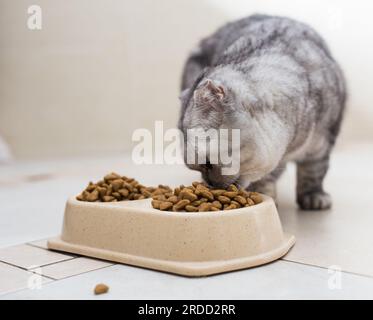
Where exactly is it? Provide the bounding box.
[179,76,290,189]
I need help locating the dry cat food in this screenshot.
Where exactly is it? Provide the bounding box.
[76,172,172,202]
[151,182,263,212]
[94,283,109,295]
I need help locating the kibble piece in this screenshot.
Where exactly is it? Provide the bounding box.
[250,192,263,204]
[167,195,179,204]
[111,192,121,200]
[211,189,225,197]
[185,205,198,212]
[103,195,115,202]
[222,191,238,198]
[152,200,161,209]
[199,190,214,201]
[224,204,237,210]
[211,201,222,210]
[132,194,141,200]
[121,182,132,192]
[141,189,152,197]
[94,283,109,295]
[86,182,96,192]
[174,187,181,196]
[239,189,250,198]
[105,185,113,196]
[173,199,190,211]
[118,188,129,197]
[246,198,255,206]
[104,172,121,182]
[111,179,124,191]
[234,195,247,206]
[159,201,173,211]
[199,203,212,212]
[228,184,238,192]
[96,180,105,186]
[218,195,231,204]
[152,188,164,196]
[231,200,240,207]
[86,190,99,202]
[180,189,198,202]
[82,190,90,200]
[97,186,107,198]
[190,200,202,206]
[152,194,166,201]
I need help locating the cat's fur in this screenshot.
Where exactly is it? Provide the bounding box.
[178,14,346,210]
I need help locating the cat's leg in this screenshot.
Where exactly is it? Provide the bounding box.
[296,156,331,210]
[248,164,286,200]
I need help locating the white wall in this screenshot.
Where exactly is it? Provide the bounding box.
[0,0,226,158]
[0,0,371,159]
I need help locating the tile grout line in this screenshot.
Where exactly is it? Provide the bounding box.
[26,243,49,250]
[0,256,77,273]
[36,263,117,281]
[27,271,56,281]
[0,260,36,273]
[0,263,118,298]
[5,243,373,280]
[0,242,115,282]
[281,257,373,280]
[27,256,78,270]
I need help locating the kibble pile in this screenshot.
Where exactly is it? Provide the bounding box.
[76,172,172,202]
[151,182,263,212]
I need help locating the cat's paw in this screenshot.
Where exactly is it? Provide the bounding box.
[297,191,331,210]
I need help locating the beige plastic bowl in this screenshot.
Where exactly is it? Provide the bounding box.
[48,194,295,276]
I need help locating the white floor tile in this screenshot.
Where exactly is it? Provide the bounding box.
[0,244,74,270]
[0,262,51,296]
[33,257,113,280]
[3,260,373,300]
[28,239,49,250]
[278,145,373,277]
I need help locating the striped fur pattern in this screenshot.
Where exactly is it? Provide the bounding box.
[179,14,346,210]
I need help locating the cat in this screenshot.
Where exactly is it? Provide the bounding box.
[178,14,346,210]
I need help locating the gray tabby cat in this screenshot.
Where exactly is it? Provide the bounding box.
[178,14,346,210]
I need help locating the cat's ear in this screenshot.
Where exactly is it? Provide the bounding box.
[194,79,226,109]
[203,79,225,100]
[179,88,190,102]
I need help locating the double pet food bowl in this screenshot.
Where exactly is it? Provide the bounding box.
[48,194,295,276]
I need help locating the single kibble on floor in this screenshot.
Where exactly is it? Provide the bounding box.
[151,182,263,212]
[94,283,109,295]
[76,172,171,202]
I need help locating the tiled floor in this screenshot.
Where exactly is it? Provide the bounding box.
[32,257,113,280]
[1,144,373,299]
[0,244,74,270]
[0,261,51,295]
